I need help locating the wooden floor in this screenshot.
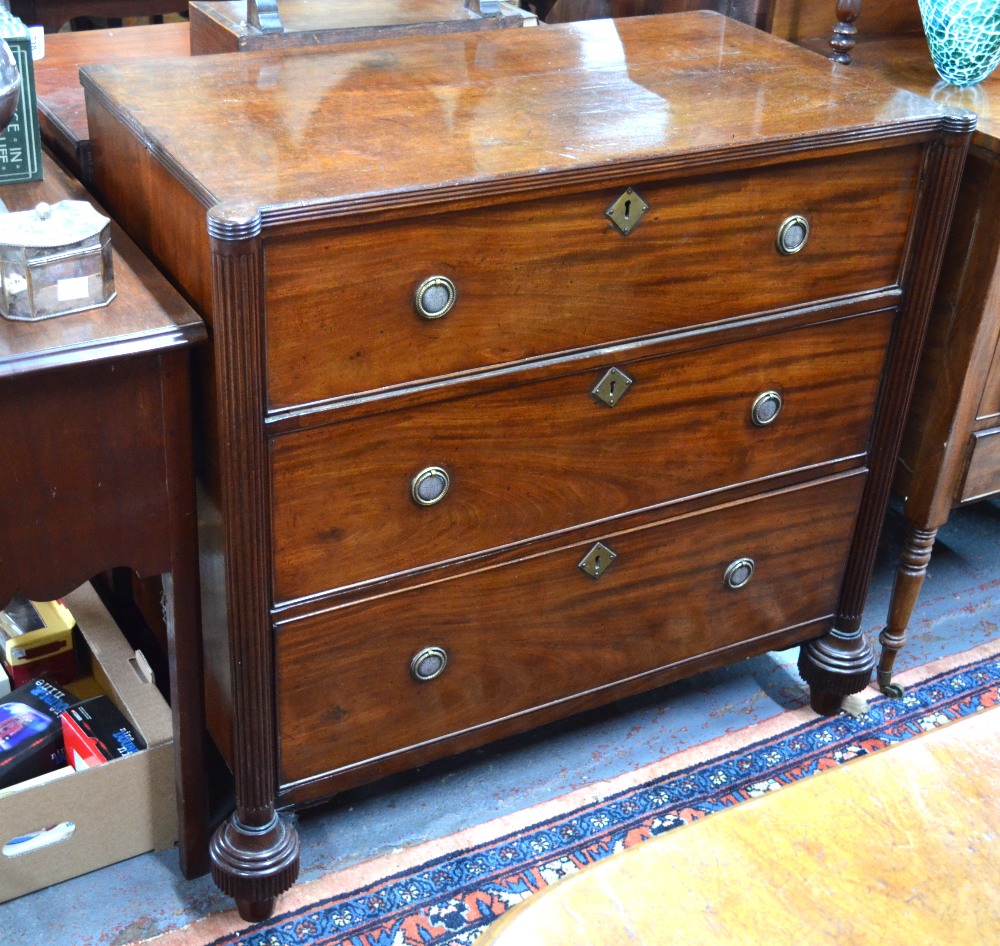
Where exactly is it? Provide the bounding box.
[480,706,1000,943]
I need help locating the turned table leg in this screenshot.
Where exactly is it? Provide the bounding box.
[877,524,938,697]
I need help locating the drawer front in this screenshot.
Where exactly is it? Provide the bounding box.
[959,428,1000,502]
[276,472,866,786]
[978,340,1000,421]
[271,312,892,602]
[264,146,920,408]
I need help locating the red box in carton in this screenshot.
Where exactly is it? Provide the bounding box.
[60,696,145,770]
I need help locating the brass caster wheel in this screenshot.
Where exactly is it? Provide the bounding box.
[881,682,905,699]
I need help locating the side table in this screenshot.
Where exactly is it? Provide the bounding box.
[31,21,191,184]
[824,36,1000,694]
[0,152,209,876]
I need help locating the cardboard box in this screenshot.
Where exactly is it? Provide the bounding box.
[0,584,175,902]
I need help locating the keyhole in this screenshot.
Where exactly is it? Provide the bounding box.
[593,554,602,576]
[623,199,632,219]
[608,379,617,402]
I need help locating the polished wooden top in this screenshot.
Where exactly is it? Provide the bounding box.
[80,12,972,221]
[839,34,1000,153]
[479,707,1000,944]
[0,153,204,377]
[34,22,191,152]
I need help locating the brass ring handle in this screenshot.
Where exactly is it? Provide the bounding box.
[411,466,450,506]
[751,390,783,427]
[414,275,457,319]
[724,557,755,590]
[776,215,810,255]
[410,646,448,682]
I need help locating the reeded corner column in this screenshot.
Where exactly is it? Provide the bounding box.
[206,201,299,921]
[800,113,975,716]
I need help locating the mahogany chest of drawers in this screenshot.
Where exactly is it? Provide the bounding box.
[80,12,972,918]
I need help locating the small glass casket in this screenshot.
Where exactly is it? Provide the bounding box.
[0,199,115,321]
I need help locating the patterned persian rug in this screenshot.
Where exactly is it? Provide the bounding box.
[143,638,1000,946]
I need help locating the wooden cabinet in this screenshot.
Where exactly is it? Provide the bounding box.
[0,153,207,876]
[79,12,971,918]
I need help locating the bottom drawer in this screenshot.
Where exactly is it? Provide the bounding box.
[276,472,866,790]
[959,428,1000,502]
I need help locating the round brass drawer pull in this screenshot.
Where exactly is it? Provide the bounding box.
[751,390,783,427]
[724,557,755,590]
[410,646,448,682]
[776,214,810,255]
[414,275,457,319]
[411,466,451,506]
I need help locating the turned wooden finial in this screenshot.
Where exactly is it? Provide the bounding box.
[829,0,863,65]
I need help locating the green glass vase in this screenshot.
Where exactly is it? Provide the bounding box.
[919,0,1000,86]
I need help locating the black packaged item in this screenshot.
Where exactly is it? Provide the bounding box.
[0,678,76,789]
[60,696,145,769]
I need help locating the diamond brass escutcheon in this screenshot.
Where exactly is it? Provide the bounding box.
[579,541,617,580]
[606,187,649,235]
[592,366,633,408]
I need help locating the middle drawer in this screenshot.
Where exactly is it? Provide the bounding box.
[271,312,892,602]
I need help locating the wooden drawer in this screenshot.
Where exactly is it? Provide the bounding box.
[264,147,920,409]
[270,311,893,602]
[275,471,866,787]
[959,428,1000,501]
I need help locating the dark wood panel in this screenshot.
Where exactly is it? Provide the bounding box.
[85,98,214,324]
[264,148,917,406]
[0,356,171,603]
[276,472,866,786]
[892,148,1000,524]
[270,311,892,601]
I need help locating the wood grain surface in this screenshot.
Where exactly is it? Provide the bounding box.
[478,706,1000,944]
[806,33,1000,153]
[276,472,865,787]
[270,311,892,601]
[263,146,917,407]
[33,21,191,178]
[81,13,957,218]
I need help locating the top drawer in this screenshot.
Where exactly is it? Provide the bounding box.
[264,146,921,409]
